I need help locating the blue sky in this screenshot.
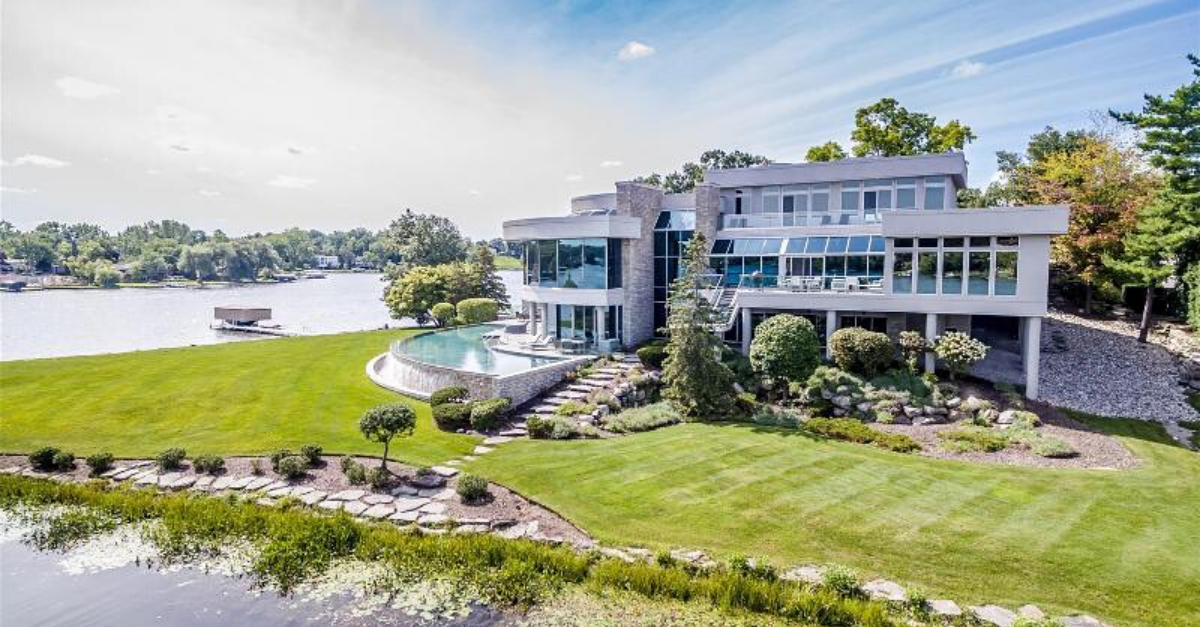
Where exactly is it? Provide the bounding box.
[2,0,1196,238]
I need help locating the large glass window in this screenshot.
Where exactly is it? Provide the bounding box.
[654,210,695,335]
[923,177,946,210]
[811,185,830,224]
[556,239,582,287]
[996,252,1018,295]
[917,252,938,294]
[942,251,964,295]
[538,240,557,284]
[968,252,990,295]
[840,182,860,224]
[893,252,913,294]
[607,239,622,288]
[762,187,780,215]
[556,305,596,344]
[896,178,916,209]
[863,179,891,223]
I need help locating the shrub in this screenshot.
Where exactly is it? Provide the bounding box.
[829,328,895,377]
[636,344,667,369]
[526,416,578,440]
[749,315,822,391]
[192,454,226,475]
[431,302,456,327]
[728,555,778,582]
[456,473,490,502]
[603,402,681,433]
[250,459,264,475]
[821,564,860,597]
[456,298,499,324]
[897,330,928,373]
[29,447,62,471]
[804,418,920,453]
[276,455,309,480]
[1029,436,1078,458]
[470,397,511,431]
[553,400,596,417]
[52,451,76,471]
[869,369,932,400]
[430,386,470,406]
[932,331,989,380]
[299,444,323,466]
[85,452,115,475]
[156,447,187,471]
[270,449,294,473]
[366,466,390,489]
[1008,410,1041,429]
[343,459,367,485]
[432,402,473,431]
[937,427,1009,453]
[751,405,802,429]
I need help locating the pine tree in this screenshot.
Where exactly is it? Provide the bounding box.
[468,243,510,309]
[1105,191,1199,342]
[661,233,735,419]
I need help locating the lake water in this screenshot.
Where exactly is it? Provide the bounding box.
[0,271,524,361]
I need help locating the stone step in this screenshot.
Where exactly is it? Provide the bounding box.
[529,405,560,414]
[541,396,570,406]
[499,428,527,437]
[566,384,601,393]
[482,436,512,446]
[596,367,625,375]
[552,390,590,400]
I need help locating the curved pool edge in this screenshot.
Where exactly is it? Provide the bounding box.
[366,352,432,400]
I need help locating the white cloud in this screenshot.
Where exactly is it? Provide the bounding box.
[950,59,985,79]
[599,160,623,167]
[198,189,221,197]
[617,41,655,61]
[467,188,481,196]
[55,76,120,99]
[10,154,70,168]
[1,186,37,194]
[267,174,316,189]
[564,173,583,182]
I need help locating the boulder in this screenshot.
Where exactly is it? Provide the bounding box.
[862,579,906,602]
[946,397,962,409]
[342,501,369,516]
[835,385,850,394]
[410,474,445,489]
[389,510,420,523]
[417,513,450,527]
[1018,605,1046,619]
[856,402,875,413]
[949,409,972,422]
[961,395,987,412]
[391,485,420,496]
[997,410,1019,425]
[970,605,1017,627]
[903,406,923,418]
[1059,616,1105,627]
[832,396,853,409]
[913,416,942,427]
[781,565,824,584]
[978,408,1000,424]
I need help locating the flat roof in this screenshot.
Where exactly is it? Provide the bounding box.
[703,153,968,188]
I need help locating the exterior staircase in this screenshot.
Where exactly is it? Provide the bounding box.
[713,287,740,333]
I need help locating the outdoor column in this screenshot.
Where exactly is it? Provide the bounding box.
[1023,316,1042,400]
[825,310,838,359]
[544,304,557,338]
[740,307,753,355]
[595,306,606,345]
[924,313,938,373]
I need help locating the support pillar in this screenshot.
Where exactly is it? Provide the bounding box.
[924,313,939,373]
[544,304,557,338]
[1023,316,1041,400]
[825,310,838,359]
[740,307,752,355]
[595,306,606,345]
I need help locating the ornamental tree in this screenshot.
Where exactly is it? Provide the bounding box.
[749,314,821,395]
[932,332,988,381]
[359,403,416,470]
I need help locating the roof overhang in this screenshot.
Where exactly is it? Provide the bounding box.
[502,214,642,241]
[881,206,1069,238]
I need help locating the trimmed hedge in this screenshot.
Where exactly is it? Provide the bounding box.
[457,298,499,324]
[636,343,668,369]
[470,398,511,431]
[431,386,470,407]
[433,402,473,431]
[828,328,894,377]
[804,418,920,453]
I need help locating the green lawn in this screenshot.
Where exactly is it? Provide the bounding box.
[0,330,477,465]
[466,417,1199,627]
[493,255,523,271]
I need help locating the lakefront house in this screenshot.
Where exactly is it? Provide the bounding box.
[502,153,1068,399]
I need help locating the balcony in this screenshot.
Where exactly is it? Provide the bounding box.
[735,274,884,294]
[720,212,882,229]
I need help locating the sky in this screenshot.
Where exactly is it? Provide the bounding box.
[1,0,1197,240]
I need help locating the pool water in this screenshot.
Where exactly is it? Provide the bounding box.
[395,325,562,375]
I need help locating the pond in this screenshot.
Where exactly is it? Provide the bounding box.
[0,271,523,361]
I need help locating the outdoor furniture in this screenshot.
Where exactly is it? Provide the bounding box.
[560,338,585,354]
[845,277,861,291]
[830,277,849,292]
[803,277,823,291]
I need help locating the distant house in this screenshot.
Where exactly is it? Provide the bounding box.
[314,255,341,269]
[0,258,33,274]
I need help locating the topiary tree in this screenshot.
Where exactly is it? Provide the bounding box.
[932,331,989,381]
[749,314,821,396]
[431,302,456,327]
[456,298,499,324]
[828,327,895,377]
[359,403,417,470]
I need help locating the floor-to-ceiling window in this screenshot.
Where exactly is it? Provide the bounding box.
[522,238,622,289]
[653,210,695,332]
[890,235,1020,296]
[708,238,784,287]
[781,235,885,288]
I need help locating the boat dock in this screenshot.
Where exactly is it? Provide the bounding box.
[211,306,294,337]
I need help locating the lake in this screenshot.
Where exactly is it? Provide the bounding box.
[0,271,523,361]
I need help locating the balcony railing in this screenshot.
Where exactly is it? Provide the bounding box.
[720,212,884,229]
[735,274,884,294]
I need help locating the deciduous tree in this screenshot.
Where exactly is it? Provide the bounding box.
[358,403,416,470]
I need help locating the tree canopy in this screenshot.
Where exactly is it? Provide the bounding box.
[358,403,417,470]
[636,149,772,193]
[806,98,975,162]
[804,141,848,163]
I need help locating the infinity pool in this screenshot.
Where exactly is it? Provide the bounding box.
[394,324,563,375]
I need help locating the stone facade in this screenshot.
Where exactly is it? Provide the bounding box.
[693,183,721,244]
[615,182,662,347]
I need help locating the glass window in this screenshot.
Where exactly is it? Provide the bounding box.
[762,238,784,255]
[847,255,867,276]
[840,182,861,212]
[996,251,1018,295]
[607,239,622,288]
[826,237,848,254]
[761,257,779,277]
[943,237,964,248]
[868,255,884,278]
[923,178,946,210]
[894,238,914,249]
[668,231,685,256]
[896,178,916,209]
[942,251,964,295]
[893,252,913,293]
[654,232,667,256]
[762,188,780,214]
[918,238,939,248]
[848,236,871,253]
[969,252,990,295]
[997,236,1019,247]
[712,239,733,255]
[539,240,557,284]
[581,239,607,289]
[825,256,846,276]
[785,237,807,254]
[557,240,583,287]
[811,186,830,213]
[870,236,886,252]
[917,252,938,294]
[969,236,991,248]
[654,211,671,229]
[806,237,828,254]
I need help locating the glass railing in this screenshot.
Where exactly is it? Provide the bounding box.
[721,212,884,229]
[735,275,885,293]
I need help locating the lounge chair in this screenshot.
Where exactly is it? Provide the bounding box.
[830,277,849,292]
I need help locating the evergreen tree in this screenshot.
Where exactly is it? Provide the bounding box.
[661,233,735,419]
[468,243,510,309]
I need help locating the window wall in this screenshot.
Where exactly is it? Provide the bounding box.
[722,177,952,228]
[709,238,783,286]
[654,210,696,332]
[523,238,622,289]
[891,236,1019,296]
[783,235,885,286]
